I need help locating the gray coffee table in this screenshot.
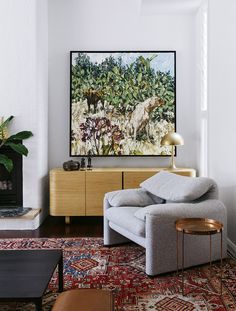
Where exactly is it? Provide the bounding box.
[0,249,63,310]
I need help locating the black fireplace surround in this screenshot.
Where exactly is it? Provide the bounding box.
[0,145,23,208]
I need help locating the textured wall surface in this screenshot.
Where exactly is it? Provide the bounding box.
[208,0,236,246]
[48,0,198,170]
[0,0,48,214]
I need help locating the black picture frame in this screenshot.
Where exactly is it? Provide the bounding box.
[70,51,176,157]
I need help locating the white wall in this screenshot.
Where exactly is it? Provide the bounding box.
[0,0,48,214]
[1,0,235,242]
[1,0,235,247]
[208,0,236,246]
[48,0,198,170]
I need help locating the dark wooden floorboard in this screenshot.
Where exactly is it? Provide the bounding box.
[0,216,103,239]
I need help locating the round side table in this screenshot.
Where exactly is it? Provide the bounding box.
[175,218,223,296]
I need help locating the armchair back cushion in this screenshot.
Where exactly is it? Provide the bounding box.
[140,171,217,202]
[105,188,164,207]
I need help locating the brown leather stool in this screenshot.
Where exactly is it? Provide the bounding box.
[52,289,114,311]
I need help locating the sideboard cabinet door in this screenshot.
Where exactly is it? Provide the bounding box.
[50,170,86,216]
[86,172,122,216]
[123,169,196,189]
[123,172,157,189]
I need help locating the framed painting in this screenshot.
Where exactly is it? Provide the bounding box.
[70,51,176,156]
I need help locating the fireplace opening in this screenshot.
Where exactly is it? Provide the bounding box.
[0,145,23,209]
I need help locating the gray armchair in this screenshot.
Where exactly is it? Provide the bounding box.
[103,172,227,276]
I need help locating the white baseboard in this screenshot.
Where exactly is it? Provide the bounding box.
[227,238,236,259]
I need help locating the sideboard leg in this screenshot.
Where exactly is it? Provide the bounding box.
[65,216,70,224]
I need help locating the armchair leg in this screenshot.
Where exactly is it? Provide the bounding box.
[104,218,129,245]
[147,274,156,278]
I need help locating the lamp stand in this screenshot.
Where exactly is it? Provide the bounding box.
[170,145,176,169]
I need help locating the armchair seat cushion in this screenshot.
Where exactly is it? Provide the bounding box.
[105,207,145,237]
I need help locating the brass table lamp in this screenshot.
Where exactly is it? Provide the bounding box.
[161,132,184,169]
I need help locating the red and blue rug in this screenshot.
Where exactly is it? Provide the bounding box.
[0,237,235,310]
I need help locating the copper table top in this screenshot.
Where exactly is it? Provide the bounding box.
[175,218,223,235]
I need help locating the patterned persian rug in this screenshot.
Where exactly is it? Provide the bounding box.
[0,237,235,310]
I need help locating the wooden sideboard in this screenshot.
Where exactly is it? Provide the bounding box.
[50,168,196,223]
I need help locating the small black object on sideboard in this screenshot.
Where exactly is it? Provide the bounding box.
[63,160,80,171]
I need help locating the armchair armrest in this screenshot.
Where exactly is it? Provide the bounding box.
[143,199,227,275]
[134,199,226,222]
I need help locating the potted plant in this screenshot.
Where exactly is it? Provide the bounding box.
[0,116,33,172]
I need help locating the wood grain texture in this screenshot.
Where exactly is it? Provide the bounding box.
[50,170,86,216]
[124,171,158,189]
[85,172,122,216]
[123,169,196,189]
[49,168,196,217]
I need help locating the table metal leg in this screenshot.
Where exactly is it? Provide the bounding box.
[176,220,223,297]
[220,230,223,296]
[176,230,179,275]
[58,254,64,292]
[35,298,42,311]
[182,232,185,296]
[210,234,212,277]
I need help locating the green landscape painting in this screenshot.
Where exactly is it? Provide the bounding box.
[70,51,176,156]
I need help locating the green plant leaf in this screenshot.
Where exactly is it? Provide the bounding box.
[0,154,13,172]
[7,131,33,141]
[4,142,28,156]
[0,115,14,131]
[149,54,158,62]
[137,73,142,83]
[112,66,119,74]
[102,144,111,155]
